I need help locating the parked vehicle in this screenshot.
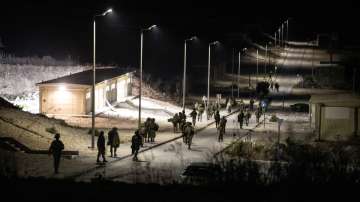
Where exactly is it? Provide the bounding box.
[290,103,309,112]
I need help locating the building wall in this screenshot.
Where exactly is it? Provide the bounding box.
[85,73,132,114]
[40,85,87,115]
[320,106,355,140]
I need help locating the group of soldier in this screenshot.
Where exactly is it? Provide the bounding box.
[237,98,264,129]
[48,101,234,174]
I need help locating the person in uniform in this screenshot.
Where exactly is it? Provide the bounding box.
[198,104,205,122]
[48,133,64,174]
[249,98,255,111]
[255,108,261,123]
[171,113,179,133]
[96,131,107,163]
[218,116,227,142]
[237,110,245,129]
[190,108,197,126]
[183,122,195,149]
[214,110,221,128]
[131,130,142,161]
[275,82,280,92]
[107,127,120,157]
[148,118,159,143]
[245,110,251,126]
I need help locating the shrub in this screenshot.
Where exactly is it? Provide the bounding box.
[46,127,58,134]
[269,114,278,122]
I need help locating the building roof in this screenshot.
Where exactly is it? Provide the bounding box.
[309,93,360,107]
[37,68,135,86]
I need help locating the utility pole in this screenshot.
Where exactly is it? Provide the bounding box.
[256,49,259,83]
[238,51,241,98]
[232,48,235,97]
[265,44,267,74]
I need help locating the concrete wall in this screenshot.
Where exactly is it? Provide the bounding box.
[320,106,355,140]
[40,85,86,115]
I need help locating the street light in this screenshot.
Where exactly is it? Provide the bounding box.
[256,49,259,83]
[91,8,113,149]
[207,41,219,114]
[182,36,196,110]
[139,24,157,128]
[238,48,247,98]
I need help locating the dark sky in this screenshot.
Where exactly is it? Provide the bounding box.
[1,0,359,74]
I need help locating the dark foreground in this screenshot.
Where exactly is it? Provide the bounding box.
[2,177,358,202]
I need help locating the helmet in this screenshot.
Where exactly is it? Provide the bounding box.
[54,133,60,139]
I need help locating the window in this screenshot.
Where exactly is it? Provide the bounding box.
[86,92,90,99]
[111,83,116,90]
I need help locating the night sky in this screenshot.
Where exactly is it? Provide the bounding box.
[1,0,359,75]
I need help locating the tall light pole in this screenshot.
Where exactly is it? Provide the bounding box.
[278,28,281,48]
[182,36,196,110]
[286,19,289,47]
[274,32,277,47]
[207,41,219,114]
[256,49,259,83]
[139,24,157,128]
[281,24,284,48]
[91,8,112,149]
[265,44,267,74]
[238,48,246,98]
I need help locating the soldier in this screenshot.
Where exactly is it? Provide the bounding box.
[249,98,255,111]
[239,99,245,111]
[183,122,195,149]
[255,108,261,123]
[107,127,120,157]
[148,118,159,143]
[237,110,245,129]
[48,133,64,174]
[245,110,251,126]
[181,109,186,122]
[214,110,221,128]
[131,130,142,161]
[275,82,280,92]
[96,131,107,163]
[173,113,180,132]
[190,108,197,126]
[198,104,205,122]
[144,118,151,142]
[226,101,232,113]
[207,103,213,120]
[218,116,227,142]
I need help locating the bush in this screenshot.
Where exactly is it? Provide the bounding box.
[46,127,58,134]
[269,114,278,122]
[88,129,100,136]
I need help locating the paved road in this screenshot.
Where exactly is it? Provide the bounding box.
[76,112,260,184]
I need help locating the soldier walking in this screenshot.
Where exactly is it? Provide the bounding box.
[131,130,142,161]
[48,133,64,174]
[183,122,195,149]
[255,108,261,123]
[148,118,159,143]
[237,110,245,129]
[218,116,227,142]
[214,110,221,128]
[197,104,205,122]
[107,127,120,157]
[96,131,107,163]
[249,98,255,111]
[190,108,197,126]
[275,82,280,92]
[245,110,251,126]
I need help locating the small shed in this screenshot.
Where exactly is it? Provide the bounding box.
[37,68,134,115]
[309,94,360,141]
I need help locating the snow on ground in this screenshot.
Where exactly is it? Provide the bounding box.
[8,91,39,113]
[103,96,193,123]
